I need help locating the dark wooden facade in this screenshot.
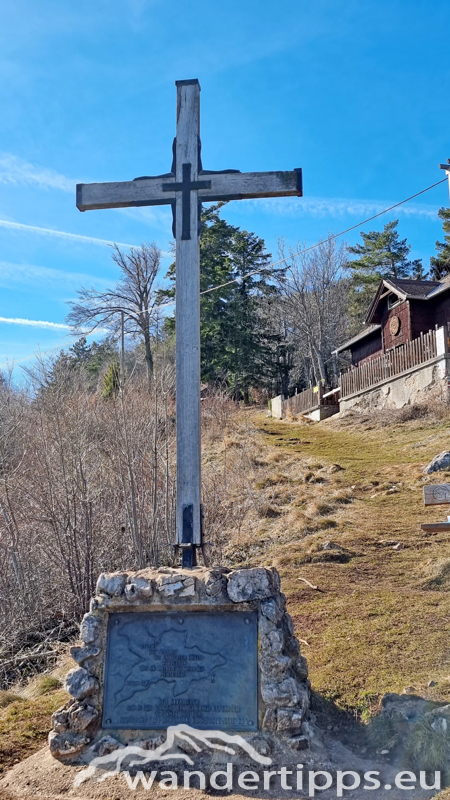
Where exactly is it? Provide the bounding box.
[350,327,382,366]
[338,278,450,367]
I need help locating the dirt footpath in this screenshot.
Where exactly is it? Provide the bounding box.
[0,744,442,800]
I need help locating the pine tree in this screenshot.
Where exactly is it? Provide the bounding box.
[430,207,450,280]
[70,336,92,364]
[346,219,421,327]
[226,227,276,401]
[162,203,280,398]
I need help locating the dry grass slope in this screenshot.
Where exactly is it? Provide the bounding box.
[203,403,450,719]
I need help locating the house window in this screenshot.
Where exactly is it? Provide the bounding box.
[387,293,400,309]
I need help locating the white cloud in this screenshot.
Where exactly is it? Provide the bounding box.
[239,196,440,220]
[0,218,137,248]
[0,316,70,330]
[0,152,75,192]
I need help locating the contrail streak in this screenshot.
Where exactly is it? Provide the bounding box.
[0,219,137,248]
[0,316,70,330]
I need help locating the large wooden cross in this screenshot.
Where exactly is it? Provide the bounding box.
[76,79,303,567]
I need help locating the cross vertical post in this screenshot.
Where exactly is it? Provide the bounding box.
[174,79,202,566]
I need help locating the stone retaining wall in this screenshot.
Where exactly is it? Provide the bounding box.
[340,358,450,414]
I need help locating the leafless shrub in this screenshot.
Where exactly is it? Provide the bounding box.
[0,351,177,666]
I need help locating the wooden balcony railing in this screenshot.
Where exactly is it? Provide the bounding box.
[340,327,440,399]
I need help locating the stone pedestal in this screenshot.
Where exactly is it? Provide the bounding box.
[49,566,309,765]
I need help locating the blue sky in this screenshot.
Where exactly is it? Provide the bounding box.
[0,0,449,371]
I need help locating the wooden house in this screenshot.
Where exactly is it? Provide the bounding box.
[273,276,450,419]
[335,277,450,366]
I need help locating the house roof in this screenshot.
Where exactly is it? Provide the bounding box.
[384,277,441,299]
[336,276,450,356]
[333,324,381,355]
[365,277,445,324]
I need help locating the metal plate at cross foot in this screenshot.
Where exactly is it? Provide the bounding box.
[102,611,258,731]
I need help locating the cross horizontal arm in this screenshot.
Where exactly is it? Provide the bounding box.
[198,169,303,201]
[76,176,175,212]
[76,169,302,212]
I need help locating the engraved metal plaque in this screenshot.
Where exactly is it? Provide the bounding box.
[102,611,258,731]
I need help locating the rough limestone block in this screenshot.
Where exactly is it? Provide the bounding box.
[261,598,284,624]
[260,654,291,681]
[124,576,153,601]
[262,708,278,730]
[261,677,301,707]
[288,735,309,750]
[277,708,303,732]
[205,570,227,597]
[96,572,127,597]
[282,612,295,636]
[48,730,90,757]
[179,576,196,596]
[292,654,309,681]
[70,645,100,666]
[261,629,284,654]
[157,573,196,597]
[65,668,99,700]
[79,614,101,645]
[69,703,99,733]
[284,634,300,657]
[227,567,278,603]
[93,735,123,756]
[51,708,70,734]
[424,451,450,474]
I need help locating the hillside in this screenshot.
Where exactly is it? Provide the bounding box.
[2,402,450,776]
[204,404,450,716]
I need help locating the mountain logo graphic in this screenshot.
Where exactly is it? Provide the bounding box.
[74,724,272,787]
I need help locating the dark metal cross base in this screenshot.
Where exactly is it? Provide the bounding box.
[181,542,197,568]
[172,543,209,568]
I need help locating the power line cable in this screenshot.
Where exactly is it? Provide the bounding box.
[112,175,449,308]
[200,177,448,296]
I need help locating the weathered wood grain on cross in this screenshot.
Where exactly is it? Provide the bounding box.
[76,79,303,567]
[422,483,450,532]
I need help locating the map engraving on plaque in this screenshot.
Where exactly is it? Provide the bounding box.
[102,611,258,731]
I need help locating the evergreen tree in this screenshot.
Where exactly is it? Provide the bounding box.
[70,336,92,364]
[410,260,429,280]
[45,337,119,392]
[102,360,120,398]
[346,219,421,327]
[226,227,277,400]
[430,207,450,280]
[163,203,281,398]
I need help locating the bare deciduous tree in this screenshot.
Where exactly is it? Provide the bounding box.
[67,243,162,384]
[277,237,350,389]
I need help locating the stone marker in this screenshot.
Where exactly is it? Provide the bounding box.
[49,567,309,762]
